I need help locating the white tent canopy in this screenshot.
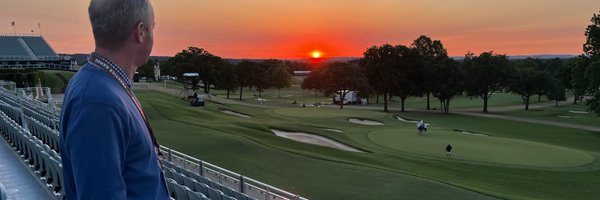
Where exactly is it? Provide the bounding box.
[183,73,199,77]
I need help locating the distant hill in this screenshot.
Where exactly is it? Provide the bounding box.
[451,54,577,60]
[63,54,577,66]
[64,53,171,65]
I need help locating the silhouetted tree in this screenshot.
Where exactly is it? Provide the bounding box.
[463,51,512,113]
[322,62,369,109]
[267,60,292,98]
[412,35,448,110]
[236,60,258,100]
[214,62,238,99]
[360,44,405,112]
[431,59,464,113]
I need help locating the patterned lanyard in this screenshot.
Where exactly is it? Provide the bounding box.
[88,53,163,157]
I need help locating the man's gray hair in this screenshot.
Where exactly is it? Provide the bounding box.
[89,0,152,49]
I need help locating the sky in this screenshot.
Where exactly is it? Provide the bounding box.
[1,0,599,59]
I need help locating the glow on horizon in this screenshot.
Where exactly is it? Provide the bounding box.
[0,0,598,59]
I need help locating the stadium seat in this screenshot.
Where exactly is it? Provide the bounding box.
[222,195,236,200]
[193,182,209,196]
[196,175,209,185]
[172,183,190,200]
[220,186,234,197]
[182,176,196,190]
[206,186,225,200]
[172,171,184,185]
[166,179,176,198]
[208,180,222,191]
[186,187,206,200]
[0,182,7,200]
[164,168,173,179]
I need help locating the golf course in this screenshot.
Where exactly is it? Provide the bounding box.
[134,83,600,200]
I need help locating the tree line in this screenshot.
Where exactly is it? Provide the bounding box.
[143,10,600,116]
[301,35,583,114]
[154,47,293,100]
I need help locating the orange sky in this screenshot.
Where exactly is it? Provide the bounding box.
[1,0,598,58]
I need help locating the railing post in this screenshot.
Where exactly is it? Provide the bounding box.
[198,160,204,176]
[239,176,245,193]
[168,148,172,162]
[265,187,270,200]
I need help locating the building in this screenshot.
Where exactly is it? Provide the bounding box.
[0,35,75,70]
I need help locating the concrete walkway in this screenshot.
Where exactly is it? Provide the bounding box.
[0,137,49,200]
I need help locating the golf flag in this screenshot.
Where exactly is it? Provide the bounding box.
[11,21,15,27]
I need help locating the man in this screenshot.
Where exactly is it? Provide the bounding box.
[59,0,169,199]
[446,144,453,157]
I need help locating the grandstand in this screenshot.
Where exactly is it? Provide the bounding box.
[0,35,75,70]
[0,81,307,200]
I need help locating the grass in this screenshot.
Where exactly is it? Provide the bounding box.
[38,70,76,94]
[135,89,600,200]
[499,103,600,127]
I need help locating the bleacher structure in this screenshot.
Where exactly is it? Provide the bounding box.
[0,35,76,70]
[0,81,308,200]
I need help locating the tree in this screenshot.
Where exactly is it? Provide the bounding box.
[583,11,600,115]
[236,60,258,100]
[463,51,512,113]
[359,44,401,112]
[266,60,291,98]
[412,35,449,110]
[214,62,238,99]
[546,78,566,107]
[301,67,326,97]
[170,47,226,94]
[430,59,464,113]
[137,59,156,81]
[391,45,424,112]
[321,62,369,109]
[571,56,591,104]
[509,66,550,110]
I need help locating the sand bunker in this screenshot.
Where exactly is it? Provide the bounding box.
[556,114,581,118]
[569,110,588,114]
[323,128,342,133]
[348,118,384,125]
[222,110,252,118]
[394,116,419,123]
[453,129,488,136]
[271,129,364,152]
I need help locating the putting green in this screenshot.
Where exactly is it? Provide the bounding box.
[273,107,386,119]
[368,129,595,168]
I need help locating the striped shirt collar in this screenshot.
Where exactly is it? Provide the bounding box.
[88,52,133,88]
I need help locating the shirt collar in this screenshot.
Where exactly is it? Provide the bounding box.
[88,52,133,88]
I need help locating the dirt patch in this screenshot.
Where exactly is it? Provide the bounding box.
[452,129,488,136]
[348,118,384,125]
[271,129,364,153]
[569,110,589,114]
[556,114,581,118]
[221,109,252,118]
[323,128,342,133]
[394,116,419,123]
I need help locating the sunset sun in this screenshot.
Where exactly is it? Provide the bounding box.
[311,51,321,58]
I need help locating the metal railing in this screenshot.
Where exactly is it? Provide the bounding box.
[161,146,308,200]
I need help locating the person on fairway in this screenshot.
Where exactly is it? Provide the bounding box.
[446,144,453,157]
[417,120,429,134]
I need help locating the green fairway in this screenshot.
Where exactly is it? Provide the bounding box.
[368,129,594,168]
[499,104,600,127]
[135,89,600,200]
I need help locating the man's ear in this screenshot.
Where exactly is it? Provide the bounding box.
[135,22,145,43]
